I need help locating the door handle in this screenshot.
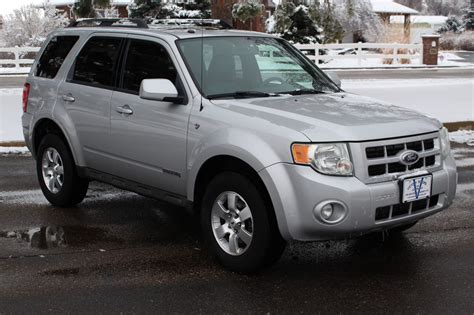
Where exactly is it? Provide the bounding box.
[62,94,75,102]
[116,105,134,115]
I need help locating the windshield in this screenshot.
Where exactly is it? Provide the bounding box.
[176,36,340,99]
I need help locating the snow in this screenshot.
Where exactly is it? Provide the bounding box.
[342,78,474,123]
[450,130,474,146]
[391,15,448,25]
[0,147,30,154]
[0,88,23,142]
[319,51,473,69]
[370,0,419,15]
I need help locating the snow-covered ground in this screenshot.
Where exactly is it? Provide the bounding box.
[450,130,474,146]
[320,51,473,69]
[343,78,474,122]
[1,77,473,142]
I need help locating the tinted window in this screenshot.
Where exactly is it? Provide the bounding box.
[122,39,178,94]
[72,37,122,87]
[36,36,79,78]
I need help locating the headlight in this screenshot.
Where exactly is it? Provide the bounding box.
[291,143,353,176]
[439,127,451,158]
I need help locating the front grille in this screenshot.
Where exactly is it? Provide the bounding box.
[375,194,440,222]
[364,135,441,178]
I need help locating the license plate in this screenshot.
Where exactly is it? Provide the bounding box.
[401,175,432,203]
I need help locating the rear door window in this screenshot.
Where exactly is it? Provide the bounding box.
[36,36,79,79]
[121,39,180,94]
[71,36,122,88]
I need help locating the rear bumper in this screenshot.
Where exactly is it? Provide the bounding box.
[22,112,34,154]
[259,155,457,241]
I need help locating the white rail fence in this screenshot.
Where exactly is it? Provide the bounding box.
[0,42,423,74]
[0,47,41,73]
[294,42,423,66]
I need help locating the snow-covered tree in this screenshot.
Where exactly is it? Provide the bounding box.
[310,0,344,43]
[232,0,264,23]
[281,5,322,44]
[73,0,111,18]
[129,0,162,18]
[2,2,69,47]
[438,15,464,33]
[463,4,474,30]
[335,0,382,42]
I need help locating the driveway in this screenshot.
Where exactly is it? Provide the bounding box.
[0,144,473,313]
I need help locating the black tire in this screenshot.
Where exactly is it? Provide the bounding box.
[201,172,286,273]
[389,221,418,233]
[36,134,89,207]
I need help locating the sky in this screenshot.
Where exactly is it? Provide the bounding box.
[0,0,47,16]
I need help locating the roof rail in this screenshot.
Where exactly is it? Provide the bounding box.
[149,19,232,30]
[68,18,149,29]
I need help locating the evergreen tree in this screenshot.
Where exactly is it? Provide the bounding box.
[73,0,111,18]
[318,0,344,43]
[463,4,474,30]
[438,15,464,33]
[184,0,211,18]
[129,0,162,18]
[282,5,321,44]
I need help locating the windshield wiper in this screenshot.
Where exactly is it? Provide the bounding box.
[207,91,280,100]
[281,89,327,96]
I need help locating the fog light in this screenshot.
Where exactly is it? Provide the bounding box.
[321,204,333,220]
[314,201,347,224]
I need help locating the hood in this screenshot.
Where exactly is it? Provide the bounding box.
[211,92,441,142]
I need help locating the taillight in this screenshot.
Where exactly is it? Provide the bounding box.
[22,83,30,113]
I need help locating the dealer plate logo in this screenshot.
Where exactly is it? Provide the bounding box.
[399,150,420,166]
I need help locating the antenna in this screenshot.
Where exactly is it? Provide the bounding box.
[199,11,204,111]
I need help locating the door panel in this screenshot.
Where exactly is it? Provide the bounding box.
[108,37,191,195]
[58,35,122,171]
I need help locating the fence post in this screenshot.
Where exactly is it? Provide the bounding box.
[392,45,398,64]
[357,42,362,66]
[315,43,320,64]
[13,48,20,71]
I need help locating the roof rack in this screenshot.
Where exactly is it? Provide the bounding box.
[149,19,232,30]
[68,18,149,29]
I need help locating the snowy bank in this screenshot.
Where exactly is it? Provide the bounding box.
[343,78,474,123]
[450,130,474,146]
[0,88,23,142]
[0,147,30,154]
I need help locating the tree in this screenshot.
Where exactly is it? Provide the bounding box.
[438,15,464,33]
[311,0,344,43]
[128,0,162,18]
[73,0,111,18]
[232,0,264,28]
[335,0,382,42]
[282,5,322,44]
[2,3,69,47]
[463,3,474,30]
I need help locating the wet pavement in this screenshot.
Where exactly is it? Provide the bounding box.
[0,144,473,313]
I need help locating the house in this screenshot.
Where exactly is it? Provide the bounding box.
[390,15,448,43]
[48,0,133,19]
[371,0,419,41]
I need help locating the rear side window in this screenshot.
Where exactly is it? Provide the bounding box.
[71,37,122,88]
[36,36,79,79]
[121,39,178,94]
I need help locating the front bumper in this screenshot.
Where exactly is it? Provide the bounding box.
[259,155,457,241]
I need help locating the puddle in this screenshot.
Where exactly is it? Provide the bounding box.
[0,226,107,249]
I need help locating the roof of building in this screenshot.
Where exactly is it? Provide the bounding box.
[370,0,419,15]
[391,15,448,24]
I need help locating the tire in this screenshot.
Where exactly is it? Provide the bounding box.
[201,172,286,273]
[389,221,418,233]
[36,134,89,207]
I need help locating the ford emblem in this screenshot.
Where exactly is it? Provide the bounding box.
[399,150,420,166]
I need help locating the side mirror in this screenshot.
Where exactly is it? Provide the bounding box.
[139,79,184,104]
[325,71,342,88]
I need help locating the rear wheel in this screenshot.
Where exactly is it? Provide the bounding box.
[36,134,89,207]
[201,172,286,273]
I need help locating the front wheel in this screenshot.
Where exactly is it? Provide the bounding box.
[36,134,89,207]
[201,172,286,273]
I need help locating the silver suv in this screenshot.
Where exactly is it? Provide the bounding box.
[22,21,457,272]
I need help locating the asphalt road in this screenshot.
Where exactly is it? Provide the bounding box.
[0,144,473,313]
